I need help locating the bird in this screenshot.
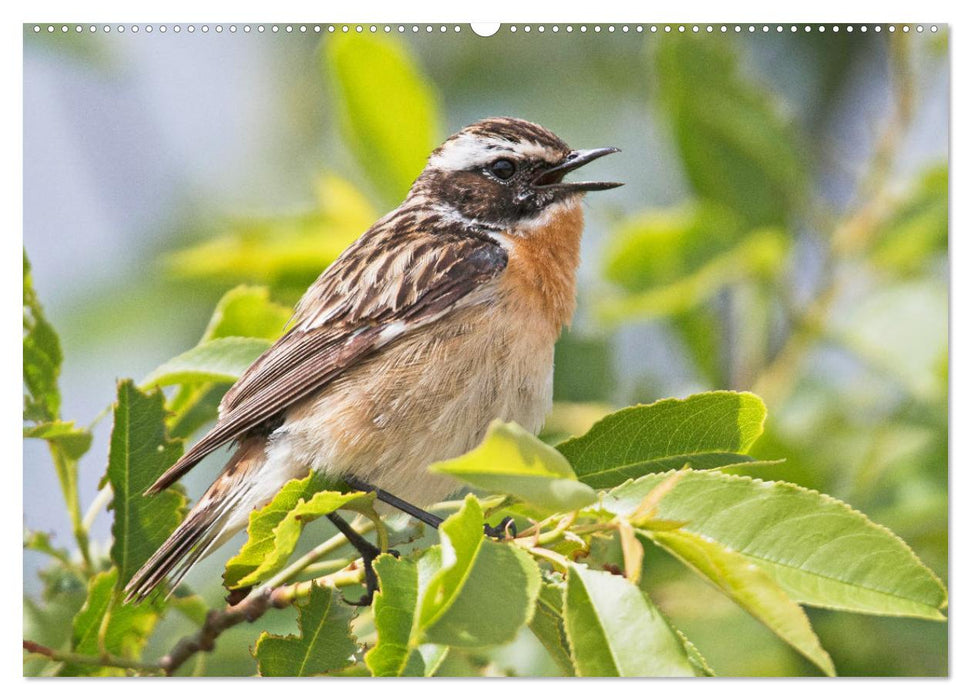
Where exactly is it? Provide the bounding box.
[124,117,621,604]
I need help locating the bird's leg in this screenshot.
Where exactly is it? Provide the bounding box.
[344,475,444,529]
[344,476,516,540]
[325,512,383,606]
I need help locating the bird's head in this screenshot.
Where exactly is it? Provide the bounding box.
[409,117,622,229]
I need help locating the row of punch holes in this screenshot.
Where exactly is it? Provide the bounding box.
[32,24,941,36]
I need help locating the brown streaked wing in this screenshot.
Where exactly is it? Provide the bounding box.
[145,231,507,494]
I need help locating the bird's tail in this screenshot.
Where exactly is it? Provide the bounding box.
[124,438,294,604]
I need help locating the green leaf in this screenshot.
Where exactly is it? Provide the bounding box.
[140,337,271,388]
[23,420,92,461]
[325,34,439,204]
[599,203,788,330]
[156,284,291,437]
[365,554,449,677]
[655,35,808,227]
[366,555,423,676]
[105,380,186,587]
[605,470,948,620]
[23,250,62,424]
[557,391,768,489]
[223,472,373,589]
[61,568,162,676]
[677,628,716,676]
[563,564,699,677]
[223,474,325,588]
[254,584,357,676]
[647,528,835,675]
[200,284,292,341]
[21,259,92,549]
[429,421,597,513]
[243,486,372,585]
[670,305,724,384]
[419,495,541,647]
[167,175,374,288]
[598,228,788,324]
[529,578,575,675]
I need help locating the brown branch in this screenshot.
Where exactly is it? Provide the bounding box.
[157,566,364,676]
[27,563,365,677]
[157,589,275,676]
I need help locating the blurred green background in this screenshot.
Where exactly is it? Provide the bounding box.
[23,24,948,676]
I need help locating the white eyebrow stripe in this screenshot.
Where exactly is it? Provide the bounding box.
[427,134,551,171]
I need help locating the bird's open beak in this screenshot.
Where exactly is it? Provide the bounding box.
[532,147,623,192]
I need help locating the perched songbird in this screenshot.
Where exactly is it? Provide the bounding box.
[125,117,621,603]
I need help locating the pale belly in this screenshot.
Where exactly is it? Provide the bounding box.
[275,301,556,506]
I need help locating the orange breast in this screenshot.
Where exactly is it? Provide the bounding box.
[501,200,584,335]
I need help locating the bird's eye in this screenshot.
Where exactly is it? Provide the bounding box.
[489,159,516,180]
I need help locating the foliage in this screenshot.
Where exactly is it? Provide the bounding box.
[429,421,596,512]
[60,569,163,677]
[418,496,541,648]
[325,33,441,206]
[653,35,808,229]
[24,251,64,424]
[224,475,373,590]
[870,165,948,277]
[23,285,947,675]
[563,563,699,676]
[605,471,946,620]
[647,528,834,675]
[165,176,376,297]
[105,381,187,587]
[24,28,947,678]
[253,585,358,676]
[557,390,769,487]
[24,251,94,570]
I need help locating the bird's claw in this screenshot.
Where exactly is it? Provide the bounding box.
[483,516,517,540]
[342,549,380,607]
[342,589,375,607]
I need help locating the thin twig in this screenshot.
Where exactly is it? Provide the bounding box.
[48,445,93,571]
[297,557,353,577]
[259,516,370,591]
[82,485,113,532]
[23,639,162,675]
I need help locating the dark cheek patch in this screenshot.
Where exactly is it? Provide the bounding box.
[436,171,505,219]
[419,170,550,225]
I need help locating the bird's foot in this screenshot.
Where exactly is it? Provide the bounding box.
[327,511,402,607]
[341,544,402,607]
[483,516,517,540]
